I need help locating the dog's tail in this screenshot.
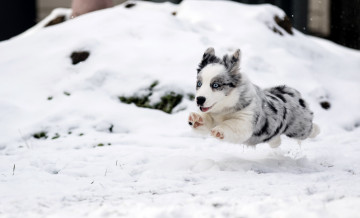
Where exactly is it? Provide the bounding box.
[309,123,320,138]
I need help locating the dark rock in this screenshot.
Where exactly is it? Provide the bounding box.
[125,3,136,8]
[45,15,66,27]
[274,15,293,35]
[320,101,331,110]
[272,27,283,36]
[70,51,90,65]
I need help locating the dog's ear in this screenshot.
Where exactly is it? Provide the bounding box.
[232,49,241,63]
[203,47,215,56]
[197,47,220,73]
[223,49,241,74]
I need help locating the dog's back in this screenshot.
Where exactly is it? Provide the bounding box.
[246,85,317,146]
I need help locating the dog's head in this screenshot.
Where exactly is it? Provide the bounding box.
[195,47,245,114]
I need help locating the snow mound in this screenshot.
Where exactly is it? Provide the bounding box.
[0,1,360,217]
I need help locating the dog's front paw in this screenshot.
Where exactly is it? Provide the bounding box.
[211,127,224,140]
[188,112,204,129]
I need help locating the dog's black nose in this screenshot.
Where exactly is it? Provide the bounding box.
[196,96,206,106]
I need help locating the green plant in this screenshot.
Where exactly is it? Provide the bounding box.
[118,81,184,114]
[33,131,48,139]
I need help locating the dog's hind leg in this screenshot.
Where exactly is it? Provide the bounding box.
[268,135,281,148]
[309,123,320,139]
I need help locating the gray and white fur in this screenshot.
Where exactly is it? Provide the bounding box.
[188,47,320,147]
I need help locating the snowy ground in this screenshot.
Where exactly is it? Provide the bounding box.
[1,1,360,217]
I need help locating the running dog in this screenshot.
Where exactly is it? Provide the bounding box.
[188,47,319,147]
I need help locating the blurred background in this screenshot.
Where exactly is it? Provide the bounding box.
[0,0,359,50]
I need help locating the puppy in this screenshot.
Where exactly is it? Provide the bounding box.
[188,47,319,147]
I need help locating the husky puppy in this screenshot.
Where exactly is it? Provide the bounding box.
[188,47,320,147]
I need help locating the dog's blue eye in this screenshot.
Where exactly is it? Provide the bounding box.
[197,81,202,87]
[212,83,220,88]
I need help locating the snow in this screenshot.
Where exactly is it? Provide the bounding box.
[1,0,360,217]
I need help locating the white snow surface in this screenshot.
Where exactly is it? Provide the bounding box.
[1,1,360,217]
